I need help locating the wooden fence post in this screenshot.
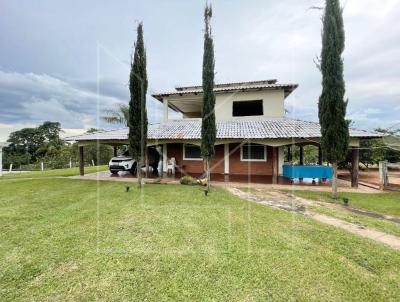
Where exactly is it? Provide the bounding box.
[79,146,85,176]
[351,147,359,188]
[379,161,388,190]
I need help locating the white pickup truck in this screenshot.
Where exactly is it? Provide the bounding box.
[108,156,137,175]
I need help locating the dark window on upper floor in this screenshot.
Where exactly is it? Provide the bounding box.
[232,100,263,117]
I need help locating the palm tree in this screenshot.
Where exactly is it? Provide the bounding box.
[101,104,129,126]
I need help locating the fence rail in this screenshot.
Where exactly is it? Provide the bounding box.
[379,161,400,190]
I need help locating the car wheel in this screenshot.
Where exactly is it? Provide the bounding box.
[130,162,137,175]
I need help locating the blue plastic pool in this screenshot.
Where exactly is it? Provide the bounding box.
[282,165,333,179]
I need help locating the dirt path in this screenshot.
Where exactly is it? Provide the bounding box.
[310,213,400,249]
[226,187,400,250]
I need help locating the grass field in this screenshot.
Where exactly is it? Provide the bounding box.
[0,165,108,179]
[1,179,400,301]
[307,205,400,237]
[287,190,400,216]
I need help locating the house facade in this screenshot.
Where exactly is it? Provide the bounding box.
[67,79,380,186]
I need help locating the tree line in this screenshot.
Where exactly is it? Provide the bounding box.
[2,122,113,170]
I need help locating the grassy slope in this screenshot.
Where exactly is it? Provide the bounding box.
[308,205,400,237]
[0,179,399,301]
[0,165,108,179]
[288,190,400,216]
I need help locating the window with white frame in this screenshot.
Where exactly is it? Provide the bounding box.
[183,144,202,160]
[240,143,267,161]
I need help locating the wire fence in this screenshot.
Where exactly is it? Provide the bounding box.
[6,159,97,172]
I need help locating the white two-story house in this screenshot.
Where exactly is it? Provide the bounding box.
[68,79,379,186]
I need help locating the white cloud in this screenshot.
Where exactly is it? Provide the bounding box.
[348,79,400,98]
[0,123,13,129]
[0,0,399,137]
[344,0,400,18]
[0,123,36,142]
[0,70,124,113]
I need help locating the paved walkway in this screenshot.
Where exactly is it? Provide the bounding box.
[226,187,400,250]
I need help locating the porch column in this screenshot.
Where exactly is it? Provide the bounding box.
[163,97,168,122]
[145,149,149,178]
[286,146,292,162]
[162,143,168,173]
[318,146,322,165]
[351,147,359,188]
[79,146,85,176]
[272,147,278,184]
[113,146,118,157]
[278,147,284,175]
[224,143,229,174]
[299,146,304,165]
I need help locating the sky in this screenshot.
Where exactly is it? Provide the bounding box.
[0,0,399,141]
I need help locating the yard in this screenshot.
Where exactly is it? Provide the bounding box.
[0,165,108,179]
[1,178,400,301]
[288,190,400,216]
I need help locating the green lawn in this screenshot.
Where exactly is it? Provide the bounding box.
[287,190,400,216]
[0,165,108,179]
[307,205,400,237]
[1,179,400,301]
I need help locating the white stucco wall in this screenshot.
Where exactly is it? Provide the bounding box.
[214,90,285,120]
[165,89,286,122]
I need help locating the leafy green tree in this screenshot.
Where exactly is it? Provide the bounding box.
[375,128,400,163]
[38,121,62,141]
[318,0,349,198]
[359,139,385,169]
[101,104,129,126]
[2,152,31,169]
[201,4,217,192]
[128,22,148,187]
[283,145,319,165]
[5,121,63,165]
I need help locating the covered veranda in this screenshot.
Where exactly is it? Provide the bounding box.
[72,137,362,188]
[66,118,381,188]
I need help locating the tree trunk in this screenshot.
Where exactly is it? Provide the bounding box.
[137,159,143,188]
[332,162,338,198]
[145,152,149,178]
[206,159,211,191]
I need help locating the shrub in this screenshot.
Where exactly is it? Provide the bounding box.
[180,176,198,186]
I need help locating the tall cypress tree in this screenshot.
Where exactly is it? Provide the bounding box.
[318,0,349,197]
[128,22,148,187]
[201,4,216,192]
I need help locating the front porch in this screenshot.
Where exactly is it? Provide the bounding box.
[71,169,381,193]
[76,140,361,187]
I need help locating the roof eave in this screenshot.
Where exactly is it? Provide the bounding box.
[152,84,299,101]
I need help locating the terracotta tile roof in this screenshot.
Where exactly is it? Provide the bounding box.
[65,118,381,142]
[175,79,278,91]
[152,83,298,100]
